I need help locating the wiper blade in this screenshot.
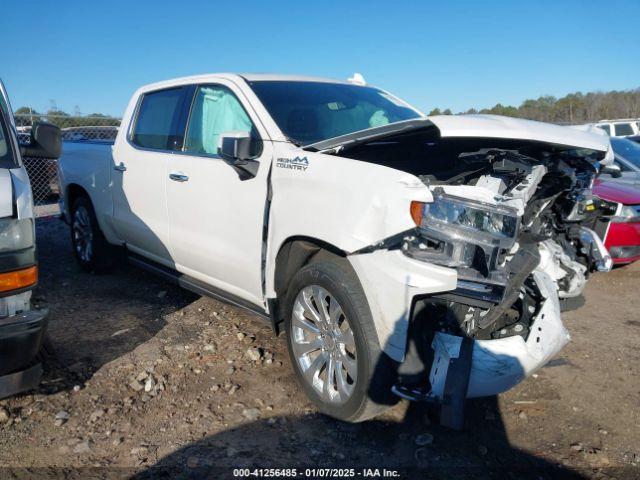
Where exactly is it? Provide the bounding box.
[303,119,434,153]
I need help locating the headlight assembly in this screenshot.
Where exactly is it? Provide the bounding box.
[410,192,519,242]
[0,217,34,252]
[404,192,519,272]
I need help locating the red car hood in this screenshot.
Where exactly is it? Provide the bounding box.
[593,179,640,205]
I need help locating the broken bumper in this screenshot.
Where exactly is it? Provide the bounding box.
[348,249,458,362]
[429,270,570,399]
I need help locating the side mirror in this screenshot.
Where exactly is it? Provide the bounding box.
[218,132,260,180]
[601,164,622,178]
[20,122,62,159]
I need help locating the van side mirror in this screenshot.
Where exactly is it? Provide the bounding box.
[20,122,62,159]
[601,164,622,178]
[218,132,260,180]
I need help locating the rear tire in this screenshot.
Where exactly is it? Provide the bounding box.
[283,257,398,422]
[70,196,118,273]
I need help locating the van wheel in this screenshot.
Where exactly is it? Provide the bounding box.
[283,258,398,422]
[70,196,118,273]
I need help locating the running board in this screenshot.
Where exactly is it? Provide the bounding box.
[127,254,271,324]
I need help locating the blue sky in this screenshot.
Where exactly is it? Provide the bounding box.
[2,0,639,116]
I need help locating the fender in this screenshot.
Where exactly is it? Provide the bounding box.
[264,146,450,360]
[265,145,434,298]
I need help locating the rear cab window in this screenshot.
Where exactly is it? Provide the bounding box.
[130,86,193,151]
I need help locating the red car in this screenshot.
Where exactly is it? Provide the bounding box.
[593,179,640,265]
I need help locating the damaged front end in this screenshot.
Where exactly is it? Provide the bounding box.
[340,126,612,408]
[405,147,611,315]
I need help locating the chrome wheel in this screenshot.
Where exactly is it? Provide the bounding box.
[72,206,93,263]
[291,285,357,404]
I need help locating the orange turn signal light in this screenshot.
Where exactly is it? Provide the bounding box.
[410,201,425,227]
[0,266,38,293]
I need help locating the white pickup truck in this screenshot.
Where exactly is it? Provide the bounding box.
[58,73,613,424]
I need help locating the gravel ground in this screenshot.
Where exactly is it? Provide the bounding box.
[0,216,638,479]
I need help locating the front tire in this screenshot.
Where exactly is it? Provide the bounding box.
[70,196,118,273]
[283,258,398,422]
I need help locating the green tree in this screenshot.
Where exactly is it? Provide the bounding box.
[44,109,72,128]
[13,106,42,126]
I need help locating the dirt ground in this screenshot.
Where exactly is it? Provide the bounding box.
[0,216,638,479]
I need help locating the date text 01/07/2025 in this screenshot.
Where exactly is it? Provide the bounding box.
[232,468,401,478]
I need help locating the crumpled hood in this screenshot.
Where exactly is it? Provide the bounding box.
[0,169,13,218]
[305,114,612,163]
[429,114,611,154]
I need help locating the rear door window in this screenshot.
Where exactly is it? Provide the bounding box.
[597,124,611,135]
[131,87,192,151]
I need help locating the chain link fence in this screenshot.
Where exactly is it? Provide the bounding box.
[15,114,120,206]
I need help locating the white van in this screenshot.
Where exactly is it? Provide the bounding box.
[595,119,640,137]
[0,80,61,397]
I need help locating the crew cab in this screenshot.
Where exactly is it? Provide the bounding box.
[58,74,613,424]
[0,80,60,398]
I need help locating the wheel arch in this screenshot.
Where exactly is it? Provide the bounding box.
[270,236,354,334]
[64,183,90,218]
[65,183,121,248]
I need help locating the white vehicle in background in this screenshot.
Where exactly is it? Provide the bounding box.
[0,80,60,398]
[58,73,613,426]
[61,126,118,142]
[595,119,640,137]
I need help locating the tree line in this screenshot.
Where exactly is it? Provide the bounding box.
[12,86,640,128]
[429,87,640,124]
[13,107,121,128]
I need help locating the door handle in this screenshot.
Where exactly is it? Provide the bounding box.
[114,162,127,172]
[169,172,189,182]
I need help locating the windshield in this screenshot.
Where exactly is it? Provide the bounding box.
[247,80,422,146]
[611,137,640,168]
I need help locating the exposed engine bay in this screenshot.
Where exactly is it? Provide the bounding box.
[339,130,613,342]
